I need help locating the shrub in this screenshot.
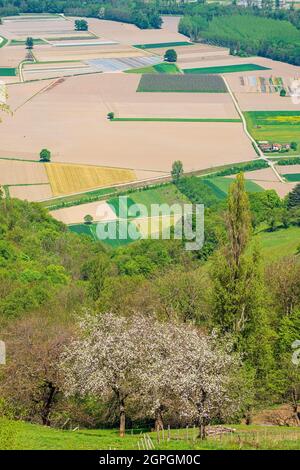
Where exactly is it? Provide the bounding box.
[75,19,88,31]
[39,149,51,162]
[84,214,94,225]
[164,49,177,63]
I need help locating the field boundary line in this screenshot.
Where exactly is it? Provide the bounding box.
[13,78,60,112]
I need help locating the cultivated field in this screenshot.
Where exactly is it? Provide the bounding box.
[2,14,299,207]
[0,73,253,172]
[137,74,228,93]
[0,15,73,40]
[45,163,137,196]
[0,160,49,185]
[32,44,146,63]
[184,63,270,74]
[86,16,188,45]
[9,184,52,201]
[278,164,300,175]
[51,201,117,225]
[244,111,300,155]
[242,167,296,197]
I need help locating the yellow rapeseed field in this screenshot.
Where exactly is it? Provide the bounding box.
[266,116,300,123]
[45,163,136,196]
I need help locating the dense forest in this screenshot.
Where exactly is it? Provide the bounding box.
[0,175,300,435]
[0,0,162,29]
[179,4,300,65]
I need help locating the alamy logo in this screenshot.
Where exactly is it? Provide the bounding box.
[0,80,7,105]
[94,197,205,251]
[0,341,6,365]
[291,80,300,105]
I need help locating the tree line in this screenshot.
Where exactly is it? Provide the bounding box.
[178,4,300,65]
[0,0,163,30]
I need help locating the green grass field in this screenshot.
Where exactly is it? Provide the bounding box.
[244,111,300,155]
[256,226,300,259]
[108,184,188,217]
[134,42,193,49]
[283,173,300,182]
[137,74,227,93]
[2,419,300,450]
[69,222,141,248]
[125,63,181,74]
[68,185,188,246]
[205,176,263,197]
[0,67,17,76]
[69,221,139,248]
[184,63,270,74]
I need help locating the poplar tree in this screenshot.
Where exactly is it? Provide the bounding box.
[211,173,274,404]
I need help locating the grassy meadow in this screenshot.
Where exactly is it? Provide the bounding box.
[1,419,300,450]
[256,225,300,260]
[204,176,263,197]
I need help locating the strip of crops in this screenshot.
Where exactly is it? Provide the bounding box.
[184,63,270,74]
[137,74,227,93]
[283,173,300,182]
[134,41,193,49]
[0,67,17,76]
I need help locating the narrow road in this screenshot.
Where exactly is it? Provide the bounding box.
[222,75,284,183]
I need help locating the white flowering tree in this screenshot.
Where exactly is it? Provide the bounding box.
[61,312,156,437]
[138,322,186,432]
[169,328,241,439]
[61,313,242,439]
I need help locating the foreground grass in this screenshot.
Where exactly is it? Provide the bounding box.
[1,420,300,450]
[184,63,270,74]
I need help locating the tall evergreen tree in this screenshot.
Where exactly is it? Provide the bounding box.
[211,173,275,405]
